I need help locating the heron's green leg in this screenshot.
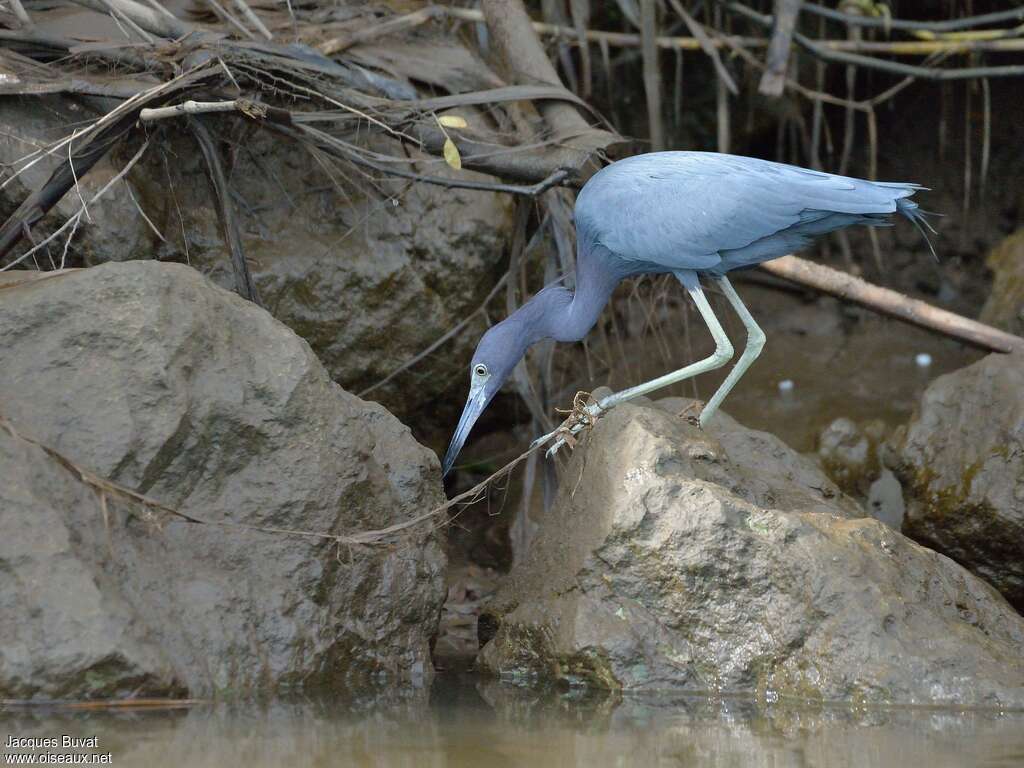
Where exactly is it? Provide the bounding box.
[539,276,734,456]
[698,275,766,427]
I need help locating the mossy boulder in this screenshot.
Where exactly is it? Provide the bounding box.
[980,229,1024,335]
[478,399,1024,706]
[817,417,888,499]
[889,351,1024,612]
[135,126,513,428]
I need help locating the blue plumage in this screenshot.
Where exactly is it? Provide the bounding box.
[441,152,934,475]
[575,152,930,280]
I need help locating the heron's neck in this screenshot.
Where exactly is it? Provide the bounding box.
[516,246,622,345]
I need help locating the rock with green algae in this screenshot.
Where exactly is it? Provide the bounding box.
[888,350,1024,612]
[0,262,446,699]
[138,127,514,426]
[817,417,889,499]
[979,229,1024,335]
[477,399,1024,707]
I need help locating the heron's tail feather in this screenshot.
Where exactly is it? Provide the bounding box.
[896,197,939,261]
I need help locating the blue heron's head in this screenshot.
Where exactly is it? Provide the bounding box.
[441,319,530,477]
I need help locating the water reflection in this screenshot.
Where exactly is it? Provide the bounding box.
[4,675,1024,767]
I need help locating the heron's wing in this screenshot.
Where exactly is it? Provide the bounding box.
[575,152,917,271]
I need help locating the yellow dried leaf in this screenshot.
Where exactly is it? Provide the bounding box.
[443,138,462,170]
[437,115,468,129]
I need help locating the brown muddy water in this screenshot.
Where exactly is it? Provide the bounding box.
[4,676,1024,767]
[575,280,984,453]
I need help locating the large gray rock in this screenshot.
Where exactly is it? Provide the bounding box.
[478,400,1024,707]
[889,351,1024,612]
[0,262,446,699]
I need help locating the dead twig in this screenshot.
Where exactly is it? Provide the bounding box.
[480,0,618,169]
[140,98,267,121]
[445,6,1024,56]
[318,6,442,56]
[446,6,765,51]
[639,0,664,151]
[667,0,738,94]
[0,407,567,547]
[801,3,1024,33]
[204,0,256,41]
[358,273,509,398]
[231,0,273,40]
[96,0,156,43]
[287,123,577,197]
[70,0,192,39]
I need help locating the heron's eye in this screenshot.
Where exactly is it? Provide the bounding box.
[473,363,488,377]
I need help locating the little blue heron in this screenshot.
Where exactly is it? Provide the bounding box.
[442,151,933,476]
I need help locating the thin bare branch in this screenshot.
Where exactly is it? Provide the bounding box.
[722,0,1024,79]
[70,0,192,39]
[639,0,664,150]
[231,0,272,40]
[667,0,738,94]
[801,3,1024,33]
[7,0,33,27]
[760,255,1024,354]
[359,274,509,398]
[140,99,261,121]
[758,0,800,96]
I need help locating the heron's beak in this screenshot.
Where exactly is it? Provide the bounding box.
[442,381,489,477]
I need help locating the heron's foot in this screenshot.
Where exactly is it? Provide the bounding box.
[676,400,705,427]
[698,407,714,430]
[537,392,608,458]
[545,402,606,457]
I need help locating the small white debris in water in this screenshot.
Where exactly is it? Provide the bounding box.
[778,379,795,393]
[915,353,933,368]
